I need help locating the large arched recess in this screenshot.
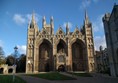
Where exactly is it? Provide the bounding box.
[57,39,67,54]
[71,39,87,71]
[38,39,53,72]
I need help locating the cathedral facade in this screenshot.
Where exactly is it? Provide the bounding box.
[26,11,95,73]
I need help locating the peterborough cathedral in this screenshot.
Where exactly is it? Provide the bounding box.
[26,11,95,73]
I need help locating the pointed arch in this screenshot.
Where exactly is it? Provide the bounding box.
[70,38,85,48]
[56,39,67,55]
[71,38,87,71]
[38,39,53,72]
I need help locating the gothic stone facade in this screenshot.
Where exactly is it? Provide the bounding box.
[103,4,118,76]
[26,11,95,73]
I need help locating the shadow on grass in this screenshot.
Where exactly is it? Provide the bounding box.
[67,72,93,77]
[27,72,76,80]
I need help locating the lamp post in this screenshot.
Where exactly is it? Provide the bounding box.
[14,46,18,64]
[13,46,18,82]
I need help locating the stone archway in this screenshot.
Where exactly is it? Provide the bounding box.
[38,39,53,72]
[71,39,87,71]
[45,63,49,72]
[0,64,16,74]
[0,68,4,74]
[8,68,13,73]
[58,65,65,72]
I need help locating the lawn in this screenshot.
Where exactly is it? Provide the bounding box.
[0,75,26,83]
[27,72,76,80]
[68,72,93,77]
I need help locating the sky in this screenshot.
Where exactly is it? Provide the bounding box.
[0,0,117,56]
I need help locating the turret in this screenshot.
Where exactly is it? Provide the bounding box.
[42,16,46,28]
[84,10,90,25]
[66,22,69,35]
[29,12,36,28]
[50,16,54,34]
[83,10,95,72]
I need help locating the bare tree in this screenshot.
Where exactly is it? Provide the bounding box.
[0,46,5,65]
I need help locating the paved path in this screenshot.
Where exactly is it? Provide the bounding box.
[18,73,118,83]
[19,75,52,83]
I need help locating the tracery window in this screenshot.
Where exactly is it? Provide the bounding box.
[58,55,65,62]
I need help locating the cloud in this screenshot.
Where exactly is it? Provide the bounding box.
[26,13,41,23]
[80,0,91,9]
[80,0,99,9]
[92,14,106,51]
[92,15,104,32]
[13,14,26,25]
[63,22,72,28]
[17,45,26,54]
[13,13,41,25]
[94,35,106,51]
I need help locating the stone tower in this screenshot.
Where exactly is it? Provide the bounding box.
[102,4,118,76]
[26,11,95,73]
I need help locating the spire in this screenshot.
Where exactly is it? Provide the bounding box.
[43,16,46,21]
[50,16,54,34]
[66,22,69,35]
[50,16,53,22]
[85,9,88,20]
[84,9,89,24]
[66,22,69,29]
[30,11,36,28]
[50,16,54,28]
[42,16,46,27]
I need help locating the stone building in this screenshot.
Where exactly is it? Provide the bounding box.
[95,46,109,73]
[26,11,95,73]
[103,4,118,76]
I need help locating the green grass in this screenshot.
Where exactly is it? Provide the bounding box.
[68,72,93,77]
[0,75,26,83]
[27,72,76,80]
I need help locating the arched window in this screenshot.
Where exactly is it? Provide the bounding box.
[58,55,65,62]
[57,39,67,54]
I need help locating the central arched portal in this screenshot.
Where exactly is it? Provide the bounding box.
[38,39,53,72]
[58,65,65,72]
[72,39,86,71]
[56,39,67,71]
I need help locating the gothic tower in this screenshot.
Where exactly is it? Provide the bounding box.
[83,10,95,72]
[26,12,39,73]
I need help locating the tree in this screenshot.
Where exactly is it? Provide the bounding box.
[6,55,15,66]
[0,46,5,65]
[16,54,26,72]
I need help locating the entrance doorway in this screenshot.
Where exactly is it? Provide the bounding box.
[58,65,65,72]
[0,68,3,74]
